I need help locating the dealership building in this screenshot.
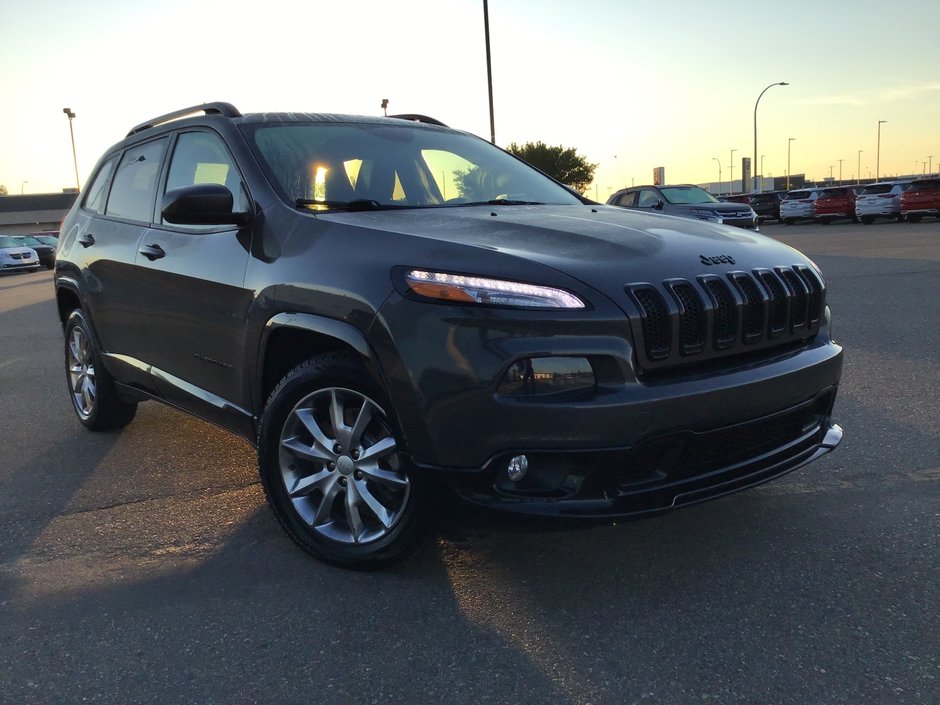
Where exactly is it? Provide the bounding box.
[0,192,78,234]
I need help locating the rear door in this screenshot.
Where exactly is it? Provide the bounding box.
[132,129,255,428]
[73,139,169,385]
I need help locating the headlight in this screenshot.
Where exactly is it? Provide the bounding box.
[405,269,585,309]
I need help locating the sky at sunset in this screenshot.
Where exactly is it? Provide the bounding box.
[1,0,938,197]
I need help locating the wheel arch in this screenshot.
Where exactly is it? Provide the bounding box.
[255,313,392,430]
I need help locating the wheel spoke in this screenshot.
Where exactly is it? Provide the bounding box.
[329,390,347,439]
[360,464,409,488]
[359,436,396,462]
[348,401,375,449]
[288,468,332,497]
[355,480,393,528]
[282,435,334,464]
[69,337,82,363]
[312,476,342,525]
[344,481,365,542]
[293,407,334,450]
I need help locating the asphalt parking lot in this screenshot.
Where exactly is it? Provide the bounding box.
[1,219,938,705]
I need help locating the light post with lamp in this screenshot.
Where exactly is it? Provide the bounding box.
[838,159,844,185]
[482,0,495,144]
[857,150,863,185]
[876,120,886,181]
[787,138,796,190]
[63,108,80,190]
[753,81,788,192]
[729,148,737,194]
[712,157,722,196]
[760,155,766,191]
[20,181,28,194]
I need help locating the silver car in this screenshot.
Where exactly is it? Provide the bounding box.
[0,236,40,273]
[855,181,911,224]
[779,188,823,225]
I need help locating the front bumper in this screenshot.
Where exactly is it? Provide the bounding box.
[444,389,842,518]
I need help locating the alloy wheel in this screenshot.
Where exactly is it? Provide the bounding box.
[67,325,96,418]
[277,387,410,545]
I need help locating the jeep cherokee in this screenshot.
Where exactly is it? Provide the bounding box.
[55,103,843,568]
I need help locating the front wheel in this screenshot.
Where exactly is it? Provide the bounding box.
[64,310,138,431]
[906,215,922,223]
[861,216,874,225]
[258,352,422,569]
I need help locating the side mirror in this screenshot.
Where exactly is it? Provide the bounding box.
[652,199,665,210]
[161,184,252,226]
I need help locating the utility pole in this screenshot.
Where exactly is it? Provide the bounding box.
[63,108,80,190]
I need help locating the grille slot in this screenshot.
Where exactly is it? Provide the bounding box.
[626,265,826,374]
[629,286,671,360]
[756,270,789,337]
[702,277,737,349]
[730,273,765,342]
[667,281,706,355]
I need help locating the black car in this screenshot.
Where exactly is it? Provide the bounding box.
[748,191,785,223]
[12,235,56,269]
[54,103,843,568]
[608,184,759,230]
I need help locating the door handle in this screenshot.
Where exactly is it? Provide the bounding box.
[77,233,95,247]
[139,243,166,261]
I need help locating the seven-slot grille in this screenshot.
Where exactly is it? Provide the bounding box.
[626,265,824,371]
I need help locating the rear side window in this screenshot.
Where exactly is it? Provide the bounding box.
[82,156,118,214]
[105,138,169,222]
[615,192,637,207]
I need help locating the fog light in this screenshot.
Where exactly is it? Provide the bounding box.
[507,455,528,482]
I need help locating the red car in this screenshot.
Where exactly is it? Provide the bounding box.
[900,178,940,222]
[814,186,861,224]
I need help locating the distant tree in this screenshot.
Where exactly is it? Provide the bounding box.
[506,141,597,194]
[452,166,488,201]
[0,184,7,196]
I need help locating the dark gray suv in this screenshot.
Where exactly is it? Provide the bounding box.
[55,103,842,568]
[609,184,759,229]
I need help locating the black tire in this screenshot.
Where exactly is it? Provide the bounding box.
[820,218,831,225]
[258,351,422,569]
[861,216,874,225]
[784,218,795,226]
[64,309,138,431]
[906,215,922,223]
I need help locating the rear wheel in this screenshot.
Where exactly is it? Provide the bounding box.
[258,352,422,569]
[861,216,874,225]
[784,218,795,226]
[64,310,138,431]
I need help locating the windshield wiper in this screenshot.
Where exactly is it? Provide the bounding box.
[295,199,409,212]
[465,198,545,206]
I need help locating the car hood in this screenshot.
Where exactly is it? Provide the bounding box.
[320,204,813,301]
[0,247,36,257]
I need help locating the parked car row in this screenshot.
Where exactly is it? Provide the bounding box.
[0,233,58,273]
[723,179,940,226]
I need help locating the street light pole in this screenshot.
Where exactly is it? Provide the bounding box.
[857,150,863,185]
[753,81,788,193]
[787,138,796,190]
[482,0,496,144]
[63,108,80,190]
[876,120,886,181]
[21,181,28,195]
[760,155,766,191]
[929,155,934,175]
[838,159,844,185]
[712,157,722,196]
[729,148,737,194]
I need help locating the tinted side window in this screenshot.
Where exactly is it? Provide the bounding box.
[82,155,118,214]
[637,190,661,207]
[163,131,249,223]
[105,138,169,222]
[616,192,637,207]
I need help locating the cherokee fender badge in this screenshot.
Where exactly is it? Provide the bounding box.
[699,254,736,266]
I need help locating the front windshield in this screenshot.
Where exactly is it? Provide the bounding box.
[0,237,25,248]
[659,186,719,205]
[16,236,43,246]
[243,121,583,211]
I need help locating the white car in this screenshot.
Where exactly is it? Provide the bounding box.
[0,235,40,273]
[779,188,823,225]
[855,181,911,224]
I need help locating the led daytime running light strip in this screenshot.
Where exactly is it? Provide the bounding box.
[406,270,584,309]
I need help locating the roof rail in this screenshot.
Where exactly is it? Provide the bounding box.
[387,114,448,127]
[127,102,241,137]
